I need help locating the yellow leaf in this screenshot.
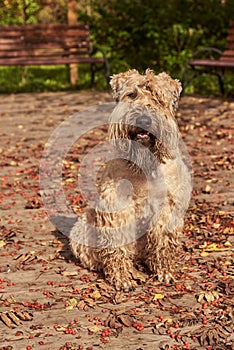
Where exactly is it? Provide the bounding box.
[7,295,16,304]
[197,293,205,303]
[205,291,215,302]
[204,185,211,193]
[213,223,221,229]
[56,326,67,332]
[199,242,208,249]
[153,293,164,300]
[0,240,5,248]
[223,226,234,234]
[90,290,101,300]
[88,325,101,333]
[224,241,232,247]
[64,178,75,184]
[200,251,209,257]
[66,298,77,311]
[199,242,232,252]
[206,244,231,252]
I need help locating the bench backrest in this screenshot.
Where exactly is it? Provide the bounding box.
[0,24,92,60]
[221,21,234,62]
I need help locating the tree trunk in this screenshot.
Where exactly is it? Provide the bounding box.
[67,0,78,85]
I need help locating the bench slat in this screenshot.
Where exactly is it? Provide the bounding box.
[0,43,90,51]
[189,59,234,68]
[0,29,89,37]
[0,24,88,33]
[0,57,105,66]
[0,50,92,59]
[221,50,234,59]
[225,43,234,49]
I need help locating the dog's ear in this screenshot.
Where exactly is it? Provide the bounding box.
[110,69,139,102]
[156,72,182,113]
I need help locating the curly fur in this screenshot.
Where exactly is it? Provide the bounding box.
[70,69,192,290]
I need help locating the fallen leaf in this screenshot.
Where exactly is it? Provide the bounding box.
[88,324,101,333]
[66,298,77,311]
[77,300,88,311]
[56,326,67,332]
[61,271,78,277]
[199,242,232,252]
[118,314,133,327]
[153,293,164,300]
[105,313,116,328]
[8,312,21,326]
[197,291,220,303]
[0,240,5,248]
[200,251,209,257]
[90,290,102,300]
[0,313,13,328]
[195,323,228,346]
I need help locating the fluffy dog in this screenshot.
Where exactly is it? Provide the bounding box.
[70,69,192,290]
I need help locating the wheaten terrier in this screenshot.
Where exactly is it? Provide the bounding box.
[70,69,192,290]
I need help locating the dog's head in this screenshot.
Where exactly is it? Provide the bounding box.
[109,69,181,165]
[110,69,182,117]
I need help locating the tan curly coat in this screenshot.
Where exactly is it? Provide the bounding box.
[70,69,192,290]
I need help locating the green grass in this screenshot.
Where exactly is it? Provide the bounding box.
[0,65,233,96]
[0,65,108,93]
[183,72,234,96]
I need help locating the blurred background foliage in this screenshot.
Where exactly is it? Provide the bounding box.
[0,0,233,94]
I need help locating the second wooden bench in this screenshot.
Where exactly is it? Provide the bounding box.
[182,21,234,94]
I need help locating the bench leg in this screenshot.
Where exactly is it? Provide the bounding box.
[91,64,95,88]
[90,62,110,89]
[217,70,225,95]
[181,65,200,95]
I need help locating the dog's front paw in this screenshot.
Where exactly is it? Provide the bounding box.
[146,256,175,284]
[157,271,175,284]
[104,268,137,291]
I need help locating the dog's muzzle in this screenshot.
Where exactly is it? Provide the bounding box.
[136,115,152,129]
[132,115,154,145]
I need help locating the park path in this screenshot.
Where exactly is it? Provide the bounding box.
[0,91,233,350]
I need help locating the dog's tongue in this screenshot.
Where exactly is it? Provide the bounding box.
[138,131,149,139]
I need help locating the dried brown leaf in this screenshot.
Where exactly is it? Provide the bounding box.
[0,313,13,328]
[77,300,88,311]
[195,324,228,346]
[113,291,124,304]
[85,297,96,308]
[14,251,37,264]
[105,313,116,328]
[117,314,133,327]
[7,312,21,326]
[197,291,220,303]
[217,278,234,296]
[179,313,198,327]
[14,310,33,321]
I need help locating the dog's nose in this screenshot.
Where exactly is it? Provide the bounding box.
[136,115,152,129]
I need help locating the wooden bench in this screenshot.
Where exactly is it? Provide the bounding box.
[0,24,110,87]
[182,21,234,94]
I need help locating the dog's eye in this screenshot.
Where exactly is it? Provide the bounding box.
[127,92,137,100]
